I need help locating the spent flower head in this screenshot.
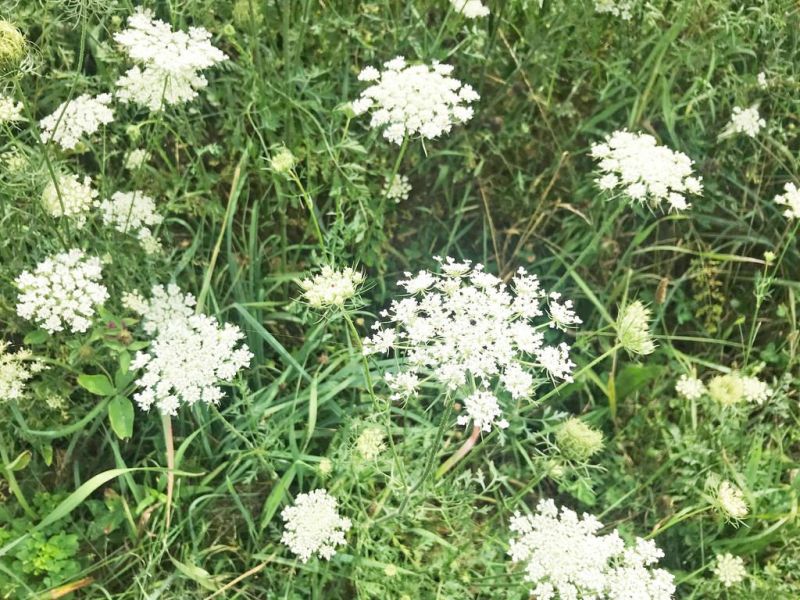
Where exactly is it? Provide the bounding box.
[299,266,365,310]
[714,553,746,588]
[615,300,655,356]
[508,499,675,600]
[281,489,351,562]
[773,182,800,220]
[269,146,297,174]
[39,93,114,150]
[114,8,228,111]
[355,427,387,461]
[364,259,580,432]
[591,130,702,212]
[0,21,26,71]
[352,56,479,145]
[41,173,97,227]
[15,249,108,334]
[555,418,604,462]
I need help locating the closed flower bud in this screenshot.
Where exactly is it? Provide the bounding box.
[616,300,656,356]
[233,0,265,29]
[555,418,604,462]
[318,457,333,476]
[269,146,297,174]
[0,21,26,72]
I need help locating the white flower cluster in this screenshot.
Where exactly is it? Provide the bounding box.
[124,148,151,170]
[591,130,703,211]
[15,249,108,334]
[716,480,748,519]
[364,258,580,432]
[508,499,675,600]
[0,342,45,402]
[675,374,705,401]
[383,173,412,203]
[97,191,163,254]
[450,0,490,18]
[0,93,24,123]
[299,266,365,309]
[281,489,351,562]
[676,369,772,407]
[714,553,746,587]
[41,173,97,227]
[458,390,509,432]
[594,0,634,20]
[114,9,228,111]
[129,284,252,415]
[39,93,114,150]
[352,57,479,145]
[727,105,765,138]
[773,182,800,220]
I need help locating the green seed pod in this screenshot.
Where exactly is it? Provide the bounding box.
[555,418,604,462]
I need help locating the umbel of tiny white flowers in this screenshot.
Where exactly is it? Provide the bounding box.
[508,499,676,600]
[351,56,479,145]
[714,553,746,588]
[39,93,114,150]
[0,93,25,123]
[591,130,703,212]
[722,105,766,139]
[127,284,252,416]
[773,182,800,220]
[97,191,164,254]
[280,489,351,562]
[706,371,772,407]
[615,300,656,356]
[594,0,635,20]
[298,266,365,310]
[114,8,228,111]
[715,479,749,520]
[0,341,45,402]
[41,173,98,227]
[364,257,581,435]
[15,249,109,334]
[449,0,490,18]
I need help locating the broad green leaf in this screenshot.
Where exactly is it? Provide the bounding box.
[23,330,49,345]
[108,396,134,439]
[78,373,115,396]
[5,451,31,472]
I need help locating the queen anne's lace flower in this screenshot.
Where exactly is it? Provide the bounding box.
[39,93,114,150]
[124,148,151,170]
[129,284,252,415]
[594,0,634,19]
[299,266,365,309]
[352,57,479,145]
[675,374,705,400]
[773,182,800,220]
[714,553,746,588]
[383,173,411,203]
[281,489,351,562]
[355,427,386,460]
[705,371,771,407]
[0,93,24,122]
[716,480,748,520]
[41,173,97,227]
[15,250,108,334]
[509,499,675,600]
[364,258,580,432]
[97,191,163,253]
[457,390,509,432]
[114,9,228,111]
[0,341,45,401]
[591,130,702,212]
[727,105,765,138]
[450,0,490,18]
[615,300,655,356]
